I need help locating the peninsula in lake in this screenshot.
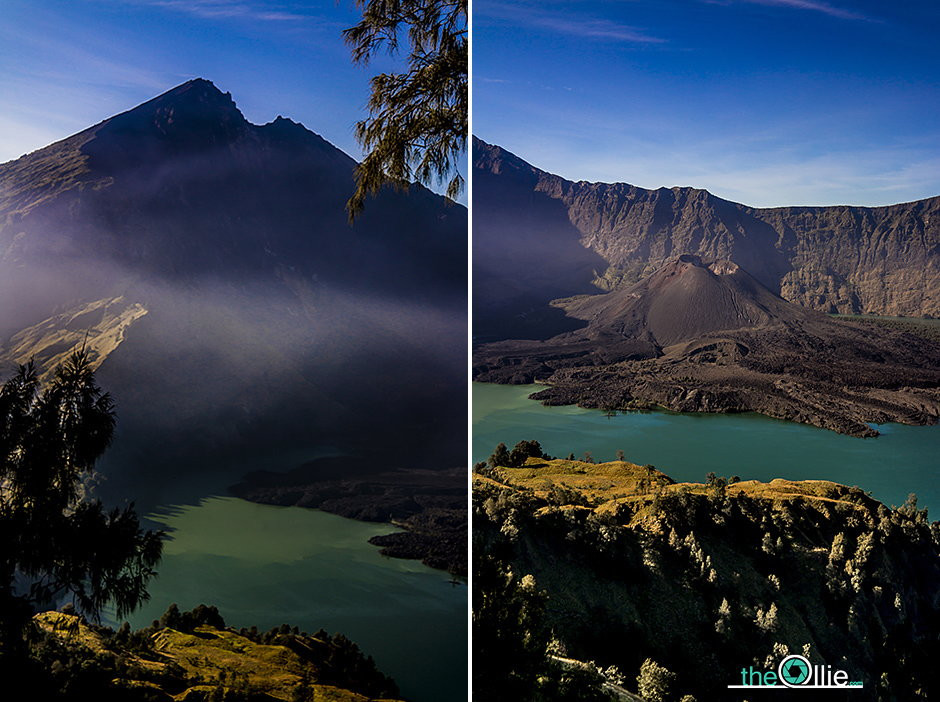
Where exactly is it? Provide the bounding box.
[472,139,940,436]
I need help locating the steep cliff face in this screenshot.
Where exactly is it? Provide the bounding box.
[474,137,940,324]
[751,200,940,316]
[473,140,607,341]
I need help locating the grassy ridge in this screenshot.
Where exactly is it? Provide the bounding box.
[28,606,402,701]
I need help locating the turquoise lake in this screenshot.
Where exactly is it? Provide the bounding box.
[474,382,940,516]
[119,495,465,702]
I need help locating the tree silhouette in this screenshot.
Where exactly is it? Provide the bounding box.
[488,442,511,468]
[508,439,547,467]
[344,0,467,218]
[0,352,163,653]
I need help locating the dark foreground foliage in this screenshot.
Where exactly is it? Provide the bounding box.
[0,352,163,677]
[344,0,467,217]
[473,545,616,702]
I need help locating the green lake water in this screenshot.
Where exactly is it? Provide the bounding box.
[122,496,466,702]
[474,382,940,516]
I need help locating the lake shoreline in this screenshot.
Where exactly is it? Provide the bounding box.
[229,456,467,575]
[473,382,940,516]
[126,495,467,702]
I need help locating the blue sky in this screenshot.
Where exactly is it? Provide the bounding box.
[473,0,940,207]
[0,0,465,200]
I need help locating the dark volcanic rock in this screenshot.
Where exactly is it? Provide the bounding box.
[474,256,940,436]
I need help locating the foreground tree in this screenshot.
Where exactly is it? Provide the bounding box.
[344,0,467,218]
[0,352,163,659]
[473,555,613,702]
[636,658,676,702]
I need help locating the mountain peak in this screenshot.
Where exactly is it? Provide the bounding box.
[555,255,812,350]
[472,137,541,183]
[128,78,245,130]
[663,254,740,277]
[170,77,222,92]
[79,78,250,165]
[263,114,307,133]
[157,78,235,108]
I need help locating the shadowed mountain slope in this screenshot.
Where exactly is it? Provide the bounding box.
[2,80,463,324]
[0,80,466,510]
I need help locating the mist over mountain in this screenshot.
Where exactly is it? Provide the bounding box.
[473,137,939,341]
[0,79,466,507]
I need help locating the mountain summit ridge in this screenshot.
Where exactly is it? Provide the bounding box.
[474,136,940,212]
[0,78,358,224]
[473,137,940,330]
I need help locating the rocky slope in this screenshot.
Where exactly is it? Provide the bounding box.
[473,255,940,436]
[3,297,147,381]
[473,137,940,339]
[474,454,940,701]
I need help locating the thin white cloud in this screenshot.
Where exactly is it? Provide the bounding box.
[532,16,666,43]
[140,0,310,22]
[718,0,873,21]
[0,22,169,93]
[480,2,665,44]
[0,16,178,162]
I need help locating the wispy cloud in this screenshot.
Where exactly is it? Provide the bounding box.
[480,2,666,44]
[139,0,310,22]
[0,23,169,92]
[710,0,874,21]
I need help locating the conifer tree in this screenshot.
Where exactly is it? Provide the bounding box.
[344,0,467,218]
[0,352,163,652]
